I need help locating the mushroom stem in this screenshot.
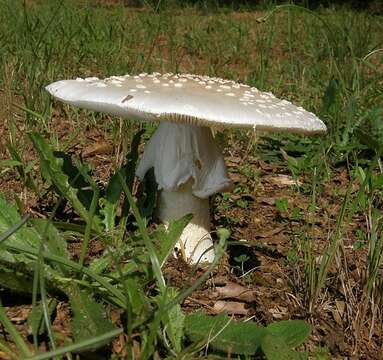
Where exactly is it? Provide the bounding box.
[158,179,215,264]
[136,122,232,264]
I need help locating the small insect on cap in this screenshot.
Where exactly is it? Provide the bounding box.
[46,73,327,134]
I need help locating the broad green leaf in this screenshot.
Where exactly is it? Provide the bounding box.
[67,284,115,348]
[88,242,147,277]
[0,266,34,293]
[31,219,69,274]
[185,313,266,355]
[89,255,112,275]
[0,195,126,305]
[266,320,311,349]
[100,162,132,232]
[160,288,184,352]
[137,168,157,219]
[120,130,145,220]
[261,333,307,360]
[152,214,193,267]
[0,214,30,244]
[355,108,383,155]
[29,133,101,232]
[0,195,74,292]
[0,194,40,250]
[118,172,166,291]
[53,151,95,210]
[27,299,57,337]
[167,302,184,352]
[99,198,117,233]
[0,197,73,295]
[101,129,144,232]
[2,240,126,307]
[124,277,147,316]
[105,162,133,204]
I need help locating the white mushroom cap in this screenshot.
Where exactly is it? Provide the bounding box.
[46,73,326,134]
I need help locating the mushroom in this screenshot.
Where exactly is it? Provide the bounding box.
[46,73,326,264]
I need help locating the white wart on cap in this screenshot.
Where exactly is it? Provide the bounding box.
[46,73,326,265]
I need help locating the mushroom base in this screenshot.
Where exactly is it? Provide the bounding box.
[158,180,215,264]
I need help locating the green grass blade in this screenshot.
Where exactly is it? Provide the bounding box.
[0,302,32,357]
[27,328,123,360]
[0,338,19,360]
[39,263,56,351]
[0,160,23,168]
[314,181,352,302]
[72,158,100,266]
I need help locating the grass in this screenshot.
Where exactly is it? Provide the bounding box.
[0,0,382,358]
